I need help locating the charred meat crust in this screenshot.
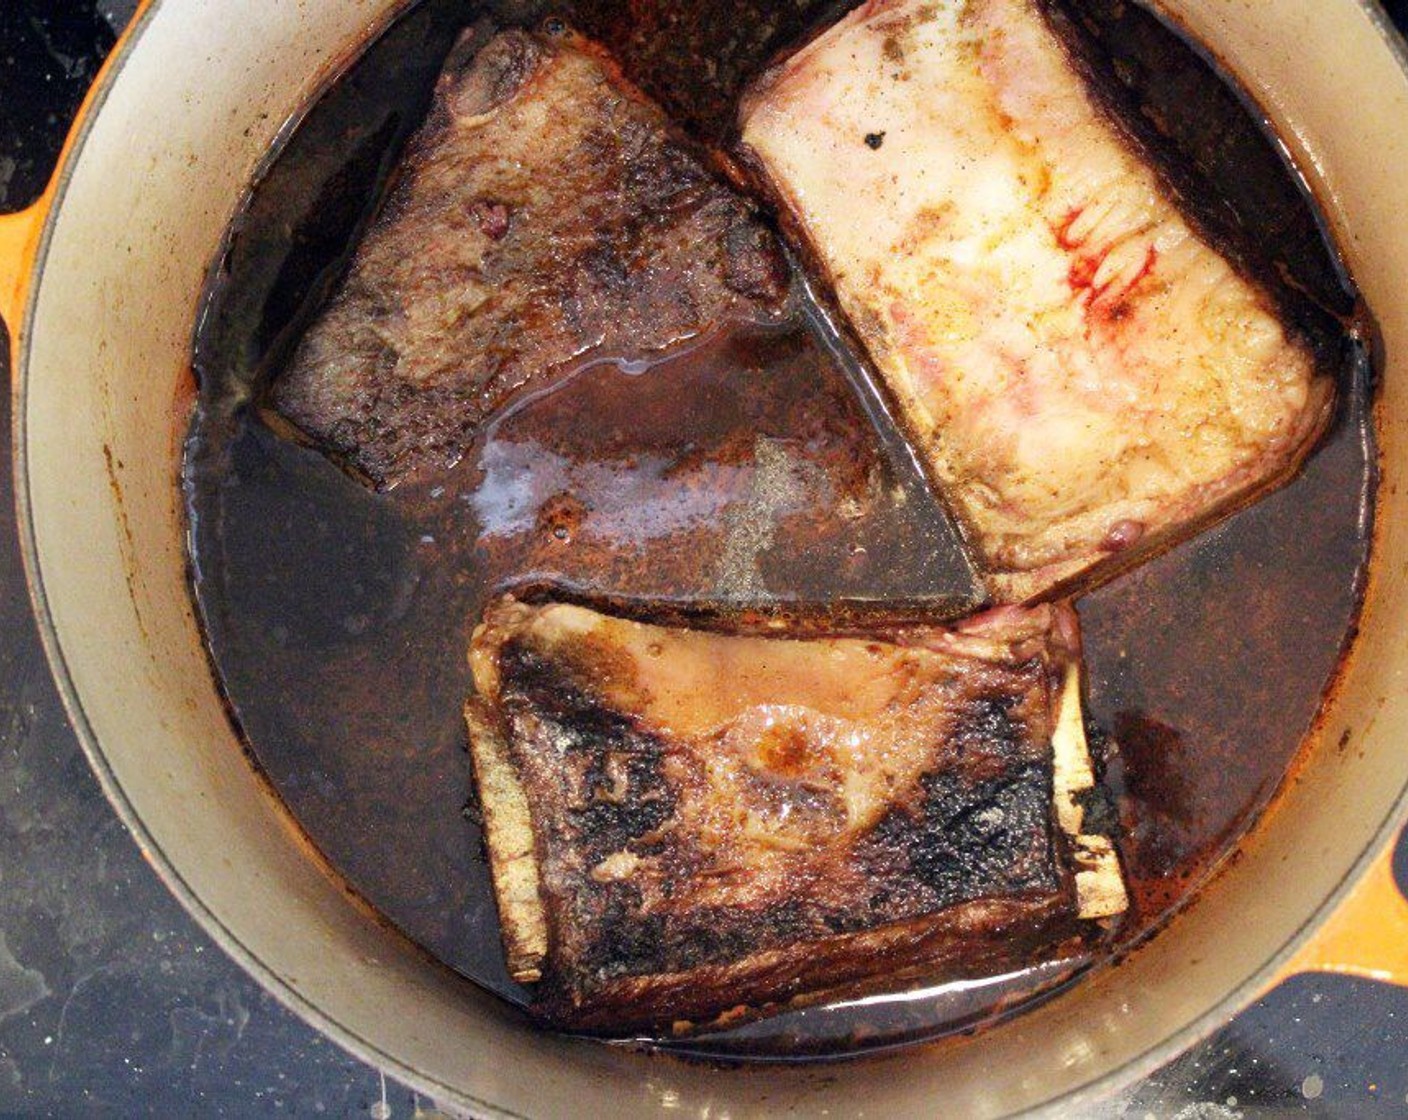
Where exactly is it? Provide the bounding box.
[553,897,1081,1033]
[270,24,787,489]
[466,596,1124,1033]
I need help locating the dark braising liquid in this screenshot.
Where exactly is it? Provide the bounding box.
[184,0,1375,1059]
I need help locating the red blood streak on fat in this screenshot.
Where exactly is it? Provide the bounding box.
[1068,253,1101,291]
[1055,206,1085,249]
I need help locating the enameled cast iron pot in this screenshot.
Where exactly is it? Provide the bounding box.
[5,2,1408,1115]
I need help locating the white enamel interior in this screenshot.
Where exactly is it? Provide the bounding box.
[15,1,1408,1116]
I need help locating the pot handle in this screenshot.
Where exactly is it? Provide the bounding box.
[0,192,50,343]
[1277,830,1408,987]
[0,0,152,346]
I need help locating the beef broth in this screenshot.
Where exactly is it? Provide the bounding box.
[184,0,1375,1058]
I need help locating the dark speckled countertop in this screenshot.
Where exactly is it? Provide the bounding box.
[3,2,1408,1116]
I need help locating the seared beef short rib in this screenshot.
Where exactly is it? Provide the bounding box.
[740,0,1336,602]
[466,596,1126,1032]
[272,25,787,488]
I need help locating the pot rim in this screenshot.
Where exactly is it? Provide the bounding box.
[10,2,1408,1115]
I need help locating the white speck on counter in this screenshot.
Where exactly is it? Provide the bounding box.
[1302,1073,1325,1100]
[369,1071,392,1119]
